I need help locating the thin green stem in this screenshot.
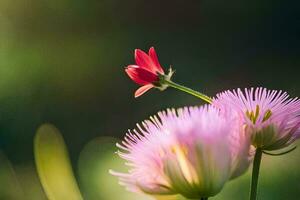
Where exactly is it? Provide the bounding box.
[263,146,297,156]
[163,80,213,104]
[250,148,262,200]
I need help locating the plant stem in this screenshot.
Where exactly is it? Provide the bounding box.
[163,80,213,103]
[250,148,262,200]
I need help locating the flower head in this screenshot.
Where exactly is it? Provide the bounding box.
[125,47,173,97]
[110,105,251,199]
[213,87,300,151]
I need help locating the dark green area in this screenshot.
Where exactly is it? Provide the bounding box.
[0,0,299,199]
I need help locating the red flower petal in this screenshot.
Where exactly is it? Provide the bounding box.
[134,84,154,97]
[125,65,159,85]
[134,49,157,74]
[148,47,164,74]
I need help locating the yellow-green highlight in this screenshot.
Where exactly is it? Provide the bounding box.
[34,124,83,200]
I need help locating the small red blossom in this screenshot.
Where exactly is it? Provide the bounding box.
[125,47,168,97]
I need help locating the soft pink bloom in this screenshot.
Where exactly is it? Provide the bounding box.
[213,87,300,151]
[110,105,251,199]
[125,47,170,97]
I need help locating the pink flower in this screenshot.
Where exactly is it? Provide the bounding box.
[213,87,300,151]
[125,47,173,97]
[110,105,251,199]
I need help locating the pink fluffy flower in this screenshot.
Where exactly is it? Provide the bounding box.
[110,105,251,199]
[213,87,300,151]
[125,47,173,97]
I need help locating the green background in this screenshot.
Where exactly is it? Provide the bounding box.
[0,0,299,199]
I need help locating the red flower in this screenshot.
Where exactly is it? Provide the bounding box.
[125,47,166,97]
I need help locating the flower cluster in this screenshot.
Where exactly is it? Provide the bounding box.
[112,47,300,199]
[213,88,300,151]
[110,106,252,199]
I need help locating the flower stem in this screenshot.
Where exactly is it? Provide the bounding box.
[163,80,212,103]
[250,148,262,200]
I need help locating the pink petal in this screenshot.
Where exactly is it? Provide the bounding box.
[294,125,300,139]
[134,84,154,97]
[125,65,158,85]
[135,49,158,74]
[148,47,164,74]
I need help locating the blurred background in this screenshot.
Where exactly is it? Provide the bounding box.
[0,0,299,199]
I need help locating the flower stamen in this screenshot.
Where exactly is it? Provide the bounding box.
[262,110,272,122]
[246,105,260,124]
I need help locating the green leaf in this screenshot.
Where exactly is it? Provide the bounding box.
[78,136,153,200]
[34,123,83,200]
[0,152,24,199]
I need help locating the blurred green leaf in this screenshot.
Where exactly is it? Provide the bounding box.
[34,123,83,200]
[15,164,48,200]
[78,136,154,200]
[0,152,24,199]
